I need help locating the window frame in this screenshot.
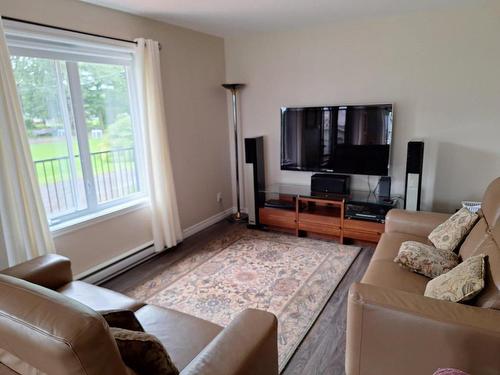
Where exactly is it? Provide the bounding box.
[5,20,149,230]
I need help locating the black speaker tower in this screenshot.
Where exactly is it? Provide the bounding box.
[244,137,266,227]
[404,141,424,211]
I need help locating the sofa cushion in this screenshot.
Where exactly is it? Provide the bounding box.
[362,259,429,294]
[58,281,145,312]
[371,232,429,262]
[111,327,179,375]
[433,369,471,375]
[481,177,500,229]
[473,230,500,309]
[425,254,485,303]
[459,217,490,260]
[394,241,459,278]
[135,305,223,371]
[0,274,129,375]
[363,232,430,294]
[0,361,21,375]
[428,207,479,252]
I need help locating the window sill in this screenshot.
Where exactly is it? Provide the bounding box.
[51,198,150,238]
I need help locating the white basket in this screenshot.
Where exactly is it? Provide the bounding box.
[462,201,482,213]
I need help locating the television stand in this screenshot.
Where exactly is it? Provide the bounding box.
[258,184,397,243]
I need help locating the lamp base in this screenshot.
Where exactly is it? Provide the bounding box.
[227,211,248,223]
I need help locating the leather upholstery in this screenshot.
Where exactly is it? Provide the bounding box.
[0,254,72,290]
[135,305,223,371]
[473,223,500,309]
[385,209,451,238]
[347,283,500,375]
[347,178,500,375]
[369,232,428,262]
[0,274,129,375]
[361,258,429,294]
[182,309,279,375]
[0,256,279,374]
[459,217,490,259]
[58,281,145,312]
[482,177,500,228]
[0,361,22,375]
[361,232,429,294]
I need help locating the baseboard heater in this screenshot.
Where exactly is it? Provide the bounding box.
[78,243,156,285]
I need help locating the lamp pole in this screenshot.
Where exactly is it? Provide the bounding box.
[222,83,247,223]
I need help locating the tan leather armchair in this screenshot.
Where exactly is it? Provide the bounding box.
[346,177,500,375]
[0,255,278,375]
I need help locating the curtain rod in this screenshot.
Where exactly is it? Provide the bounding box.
[1,16,138,45]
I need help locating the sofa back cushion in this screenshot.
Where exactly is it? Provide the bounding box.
[459,217,489,260]
[472,226,500,309]
[459,178,500,309]
[0,274,129,375]
[481,177,500,229]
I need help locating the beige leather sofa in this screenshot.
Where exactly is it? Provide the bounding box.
[346,177,500,375]
[0,255,278,374]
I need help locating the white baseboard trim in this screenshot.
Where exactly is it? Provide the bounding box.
[182,207,234,238]
[76,241,155,284]
[77,207,235,284]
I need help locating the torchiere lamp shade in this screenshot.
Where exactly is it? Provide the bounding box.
[222,83,245,91]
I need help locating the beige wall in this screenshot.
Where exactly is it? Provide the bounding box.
[225,4,500,213]
[0,0,232,274]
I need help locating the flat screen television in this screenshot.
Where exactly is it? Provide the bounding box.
[280,104,393,176]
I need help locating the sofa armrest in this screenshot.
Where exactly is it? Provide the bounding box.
[346,283,500,375]
[385,209,451,238]
[0,254,72,290]
[180,309,278,375]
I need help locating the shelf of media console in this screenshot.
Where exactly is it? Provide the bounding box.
[258,183,398,243]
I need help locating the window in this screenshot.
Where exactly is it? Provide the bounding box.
[6,22,146,228]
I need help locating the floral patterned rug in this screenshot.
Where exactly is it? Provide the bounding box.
[126,227,360,372]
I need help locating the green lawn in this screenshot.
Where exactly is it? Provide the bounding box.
[29,138,109,160]
[29,137,136,184]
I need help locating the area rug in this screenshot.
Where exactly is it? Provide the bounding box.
[127,228,360,372]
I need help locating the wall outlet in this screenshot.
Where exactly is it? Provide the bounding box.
[216,192,222,203]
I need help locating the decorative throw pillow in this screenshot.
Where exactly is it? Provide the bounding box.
[433,369,471,375]
[394,241,459,278]
[111,327,179,375]
[100,309,144,332]
[424,254,485,303]
[428,207,479,252]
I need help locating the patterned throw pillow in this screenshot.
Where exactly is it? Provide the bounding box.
[394,241,460,278]
[433,369,471,375]
[111,327,179,375]
[428,207,479,251]
[424,254,485,303]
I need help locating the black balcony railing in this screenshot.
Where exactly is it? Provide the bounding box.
[33,147,139,217]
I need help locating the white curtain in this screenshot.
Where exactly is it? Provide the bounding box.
[135,38,183,251]
[0,19,55,267]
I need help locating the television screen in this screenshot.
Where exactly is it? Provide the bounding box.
[280,104,393,176]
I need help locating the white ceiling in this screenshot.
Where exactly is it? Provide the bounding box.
[82,0,487,37]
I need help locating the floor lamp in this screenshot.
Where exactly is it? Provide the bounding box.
[222,83,248,223]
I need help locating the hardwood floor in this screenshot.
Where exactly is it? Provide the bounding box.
[103,220,373,375]
[282,244,372,375]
